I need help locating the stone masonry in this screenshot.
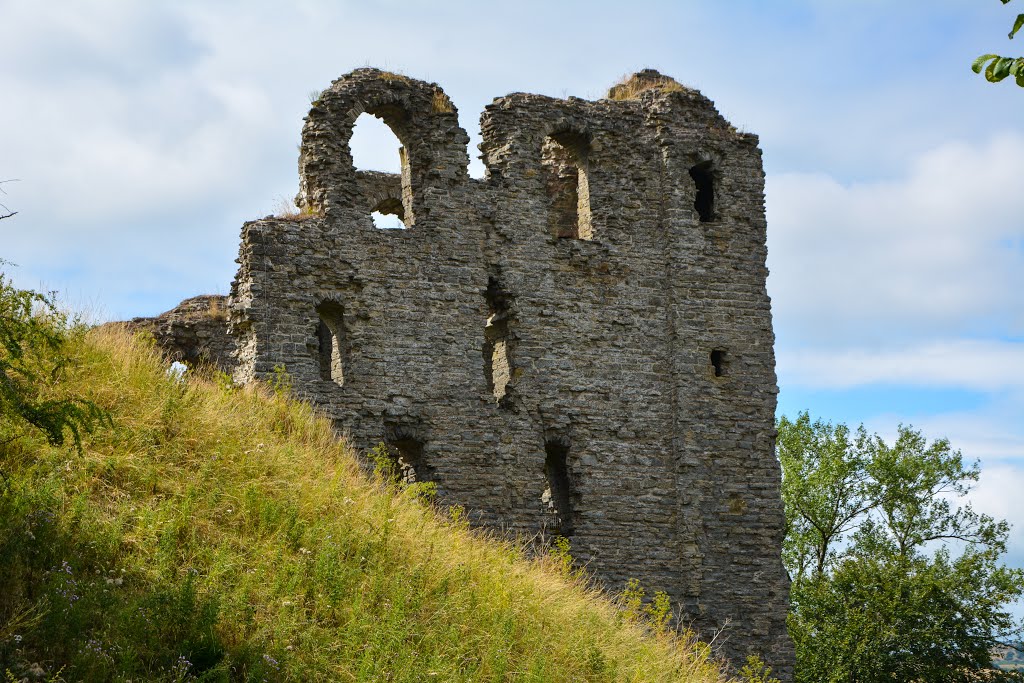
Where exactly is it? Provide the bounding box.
[119,295,236,373]
[153,68,793,676]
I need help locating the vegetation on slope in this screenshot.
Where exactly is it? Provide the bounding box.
[0,292,747,681]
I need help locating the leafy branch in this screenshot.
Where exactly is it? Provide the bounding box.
[973,0,1024,86]
[0,263,110,455]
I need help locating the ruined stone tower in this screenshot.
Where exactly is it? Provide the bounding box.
[228,68,793,676]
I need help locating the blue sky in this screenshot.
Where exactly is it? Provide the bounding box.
[2,0,1022,615]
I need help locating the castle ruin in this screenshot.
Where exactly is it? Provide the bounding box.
[144,68,793,676]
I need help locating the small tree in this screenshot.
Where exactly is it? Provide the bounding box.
[779,412,1024,682]
[0,262,108,455]
[974,0,1024,86]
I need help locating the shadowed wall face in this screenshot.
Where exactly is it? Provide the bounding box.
[222,68,795,679]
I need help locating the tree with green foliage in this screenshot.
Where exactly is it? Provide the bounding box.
[778,412,1024,682]
[974,0,1024,86]
[0,262,108,455]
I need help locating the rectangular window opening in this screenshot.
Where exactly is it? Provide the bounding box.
[543,439,575,537]
[689,161,716,223]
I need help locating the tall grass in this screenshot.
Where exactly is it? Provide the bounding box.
[0,325,736,682]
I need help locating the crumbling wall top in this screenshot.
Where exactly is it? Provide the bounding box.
[297,68,470,223]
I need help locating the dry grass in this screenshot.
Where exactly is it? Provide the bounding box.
[205,297,228,322]
[431,89,454,114]
[274,197,320,222]
[378,70,413,84]
[606,71,690,101]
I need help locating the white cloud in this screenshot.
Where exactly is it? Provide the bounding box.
[0,1,205,86]
[778,339,1024,392]
[871,401,1024,464]
[767,133,1024,346]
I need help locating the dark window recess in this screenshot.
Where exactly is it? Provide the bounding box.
[542,130,593,240]
[689,161,715,223]
[710,349,727,378]
[316,301,346,385]
[483,277,514,402]
[388,437,426,485]
[543,440,575,536]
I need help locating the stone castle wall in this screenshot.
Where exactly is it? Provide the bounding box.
[166,68,791,676]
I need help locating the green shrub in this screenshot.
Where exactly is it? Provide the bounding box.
[0,265,108,455]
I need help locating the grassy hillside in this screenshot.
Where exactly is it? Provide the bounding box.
[0,323,746,682]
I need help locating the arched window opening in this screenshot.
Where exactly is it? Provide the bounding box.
[542,130,592,240]
[483,278,514,402]
[350,112,414,227]
[689,161,716,223]
[316,301,346,386]
[542,439,575,537]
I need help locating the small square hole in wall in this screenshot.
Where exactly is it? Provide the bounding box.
[710,349,728,378]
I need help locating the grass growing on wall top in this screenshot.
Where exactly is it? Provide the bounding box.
[605,72,690,101]
[0,324,739,682]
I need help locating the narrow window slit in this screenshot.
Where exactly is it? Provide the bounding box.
[710,349,727,378]
[689,161,715,223]
[316,301,346,385]
[543,439,575,537]
[483,278,514,402]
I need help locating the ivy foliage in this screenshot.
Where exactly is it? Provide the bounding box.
[974,0,1024,86]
